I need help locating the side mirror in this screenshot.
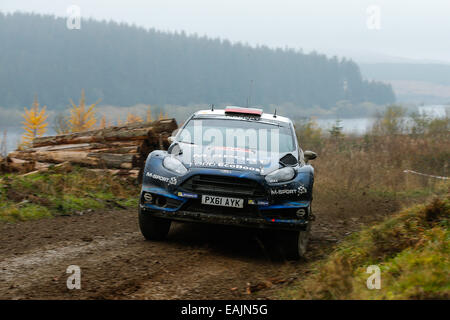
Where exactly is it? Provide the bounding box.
[304,150,317,161]
[168,142,182,155]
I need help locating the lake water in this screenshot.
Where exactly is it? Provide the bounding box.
[315,105,449,135]
[315,118,374,134]
[1,129,21,154]
[1,105,447,154]
[0,128,57,154]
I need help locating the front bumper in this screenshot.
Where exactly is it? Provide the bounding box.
[139,186,310,231]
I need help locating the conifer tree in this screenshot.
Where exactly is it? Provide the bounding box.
[21,96,48,146]
[126,113,143,124]
[68,89,98,132]
[146,105,153,123]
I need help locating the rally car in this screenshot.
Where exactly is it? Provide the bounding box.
[138,106,317,259]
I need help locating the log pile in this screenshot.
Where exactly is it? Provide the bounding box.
[2,119,177,180]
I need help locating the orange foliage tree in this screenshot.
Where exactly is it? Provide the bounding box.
[21,96,48,146]
[68,89,98,132]
[146,105,153,123]
[126,113,143,124]
[98,115,107,129]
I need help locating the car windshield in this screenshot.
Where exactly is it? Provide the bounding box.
[177,118,296,153]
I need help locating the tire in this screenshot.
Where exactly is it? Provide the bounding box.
[138,209,171,240]
[259,222,312,261]
[278,204,313,260]
[281,223,311,260]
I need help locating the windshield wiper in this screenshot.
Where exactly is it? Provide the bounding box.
[178,140,195,145]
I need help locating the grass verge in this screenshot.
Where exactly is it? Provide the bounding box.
[0,166,139,222]
[278,195,450,299]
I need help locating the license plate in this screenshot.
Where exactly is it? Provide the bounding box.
[201,195,244,208]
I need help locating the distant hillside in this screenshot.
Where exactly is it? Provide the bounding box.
[360,63,450,103]
[360,63,450,85]
[0,12,395,109]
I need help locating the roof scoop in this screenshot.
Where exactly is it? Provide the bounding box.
[225,106,263,117]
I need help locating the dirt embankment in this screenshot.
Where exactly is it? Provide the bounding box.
[0,198,396,300]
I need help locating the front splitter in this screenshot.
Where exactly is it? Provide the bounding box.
[140,205,308,231]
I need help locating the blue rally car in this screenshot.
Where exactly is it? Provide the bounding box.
[139,107,317,259]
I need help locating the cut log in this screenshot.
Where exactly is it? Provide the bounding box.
[8,151,98,166]
[8,150,137,169]
[20,161,72,177]
[35,162,51,170]
[32,119,177,147]
[21,141,142,153]
[87,153,136,169]
[51,161,73,173]
[5,158,35,173]
[15,143,141,156]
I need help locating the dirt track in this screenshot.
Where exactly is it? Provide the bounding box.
[0,198,397,300]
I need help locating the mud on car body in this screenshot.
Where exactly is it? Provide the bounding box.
[139,107,317,259]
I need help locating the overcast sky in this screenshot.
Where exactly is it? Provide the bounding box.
[1,0,449,63]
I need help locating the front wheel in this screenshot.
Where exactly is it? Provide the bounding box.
[281,223,311,260]
[139,209,171,240]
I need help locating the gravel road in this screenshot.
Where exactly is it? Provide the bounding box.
[0,198,396,299]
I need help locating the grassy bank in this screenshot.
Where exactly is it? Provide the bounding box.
[273,108,449,299]
[0,166,139,222]
[278,195,449,299]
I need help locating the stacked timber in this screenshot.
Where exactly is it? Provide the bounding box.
[3,119,177,179]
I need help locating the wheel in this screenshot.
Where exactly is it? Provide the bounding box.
[285,224,311,259]
[281,223,311,260]
[258,223,311,261]
[278,204,313,260]
[138,208,171,240]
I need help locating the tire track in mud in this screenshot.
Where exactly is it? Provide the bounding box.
[0,202,393,299]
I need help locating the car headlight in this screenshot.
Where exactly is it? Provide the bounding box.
[265,167,295,183]
[163,156,188,175]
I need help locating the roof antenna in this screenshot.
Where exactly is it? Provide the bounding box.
[211,104,214,111]
[273,109,277,118]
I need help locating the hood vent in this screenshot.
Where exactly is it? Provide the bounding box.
[279,153,297,166]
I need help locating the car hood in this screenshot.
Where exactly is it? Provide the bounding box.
[174,143,293,175]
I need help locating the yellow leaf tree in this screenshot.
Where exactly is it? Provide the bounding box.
[21,96,48,146]
[68,89,98,132]
[126,113,143,124]
[146,105,153,123]
[98,115,107,129]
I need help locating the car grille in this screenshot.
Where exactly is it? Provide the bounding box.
[180,174,266,197]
